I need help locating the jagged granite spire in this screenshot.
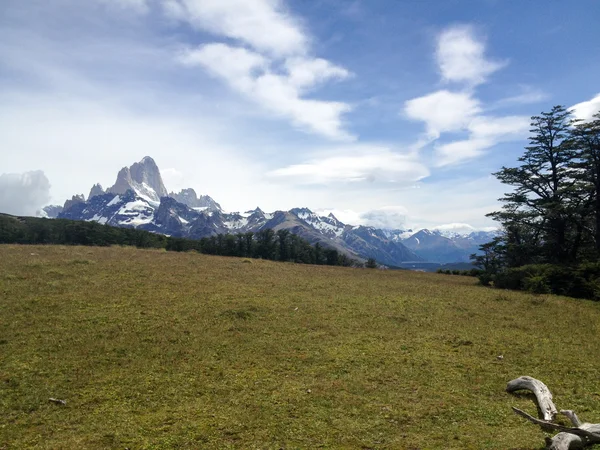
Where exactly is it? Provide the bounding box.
[169,188,222,211]
[108,156,168,204]
[63,194,85,212]
[88,183,105,200]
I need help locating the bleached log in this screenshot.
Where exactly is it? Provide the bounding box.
[545,411,586,450]
[545,433,585,450]
[506,376,558,421]
[562,410,583,427]
[513,407,600,449]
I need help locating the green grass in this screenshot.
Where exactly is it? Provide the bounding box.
[1,245,600,449]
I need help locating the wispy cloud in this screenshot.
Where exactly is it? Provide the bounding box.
[268,146,429,184]
[436,25,505,86]
[180,43,353,140]
[494,86,549,108]
[404,90,481,138]
[435,115,529,166]
[403,24,528,166]
[170,0,353,140]
[163,0,308,56]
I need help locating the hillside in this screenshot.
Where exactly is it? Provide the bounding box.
[1,245,600,449]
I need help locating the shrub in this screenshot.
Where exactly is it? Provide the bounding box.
[478,272,494,286]
[523,275,551,294]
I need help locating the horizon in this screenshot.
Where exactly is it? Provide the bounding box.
[1,0,599,231]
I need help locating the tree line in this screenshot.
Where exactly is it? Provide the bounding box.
[472,107,600,299]
[0,214,359,267]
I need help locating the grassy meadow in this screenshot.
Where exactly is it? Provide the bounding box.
[1,245,600,449]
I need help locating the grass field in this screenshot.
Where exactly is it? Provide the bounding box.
[1,245,600,449]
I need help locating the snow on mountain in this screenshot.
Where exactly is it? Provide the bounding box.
[169,188,222,212]
[53,156,497,266]
[107,156,168,205]
[289,207,346,238]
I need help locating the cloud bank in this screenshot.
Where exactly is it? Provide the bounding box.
[0,171,51,216]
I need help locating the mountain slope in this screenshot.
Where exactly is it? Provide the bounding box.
[52,156,492,265]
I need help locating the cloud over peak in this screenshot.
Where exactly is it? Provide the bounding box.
[0,171,51,217]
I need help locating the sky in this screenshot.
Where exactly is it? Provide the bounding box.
[1,0,599,232]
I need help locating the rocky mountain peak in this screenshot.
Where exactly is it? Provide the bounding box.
[63,194,85,211]
[108,156,168,204]
[169,188,222,211]
[88,183,105,200]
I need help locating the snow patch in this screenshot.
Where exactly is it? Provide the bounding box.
[107,195,121,206]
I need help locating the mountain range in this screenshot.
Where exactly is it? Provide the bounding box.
[42,157,497,266]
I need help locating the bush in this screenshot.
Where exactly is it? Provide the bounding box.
[492,263,600,300]
[523,275,551,294]
[478,272,494,286]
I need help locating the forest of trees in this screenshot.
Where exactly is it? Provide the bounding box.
[472,106,600,299]
[0,214,359,267]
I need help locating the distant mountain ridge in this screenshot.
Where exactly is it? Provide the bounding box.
[45,156,496,265]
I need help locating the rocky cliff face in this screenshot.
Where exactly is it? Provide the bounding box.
[169,188,222,211]
[63,194,85,211]
[108,156,168,204]
[88,183,105,200]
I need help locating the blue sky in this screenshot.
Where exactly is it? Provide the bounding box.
[1,0,599,232]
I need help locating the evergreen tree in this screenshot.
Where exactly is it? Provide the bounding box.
[488,106,580,265]
[570,112,600,258]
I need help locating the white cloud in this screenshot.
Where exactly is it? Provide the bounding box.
[570,93,600,122]
[467,115,529,139]
[404,90,481,138]
[161,168,184,192]
[432,222,497,235]
[164,0,307,56]
[268,146,429,184]
[494,86,549,107]
[284,57,350,88]
[360,206,409,229]
[436,25,505,86]
[181,43,353,140]
[435,138,493,166]
[435,115,529,166]
[0,171,51,216]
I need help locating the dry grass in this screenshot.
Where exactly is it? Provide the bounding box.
[1,245,600,449]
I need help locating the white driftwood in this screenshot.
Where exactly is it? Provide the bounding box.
[512,408,600,441]
[507,377,600,450]
[506,375,558,421]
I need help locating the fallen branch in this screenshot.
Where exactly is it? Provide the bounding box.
[506,375,558,421]
[507,376,600,450]
[48,398,66,405]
